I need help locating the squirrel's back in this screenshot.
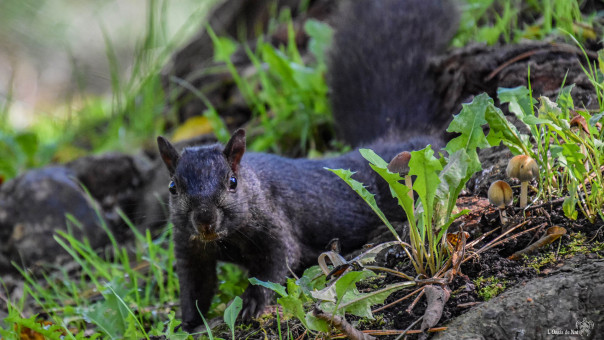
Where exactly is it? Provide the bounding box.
[328,0,458,146]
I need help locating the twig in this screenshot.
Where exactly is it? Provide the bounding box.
[405,289,425,314]
[332,327,447,338]
[313,308,376,340]
[372,287,424,313]
[295,330,306,340]
[462,220,532,263]
[457,301,481,308]
[395,316,423,340]
[521,197,565,212]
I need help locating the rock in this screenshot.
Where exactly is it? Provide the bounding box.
[434,256,604,340]
[0,166,106,272]
[0,137,218,274]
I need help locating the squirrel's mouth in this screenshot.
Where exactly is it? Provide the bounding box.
[195,223,220,241]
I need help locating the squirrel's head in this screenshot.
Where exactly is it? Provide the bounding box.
[157,129,249,242]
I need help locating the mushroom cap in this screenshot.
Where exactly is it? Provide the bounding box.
[570,115,589,134]
[506,155,539,182]
[488,180,513,209]
[388,151,411,175]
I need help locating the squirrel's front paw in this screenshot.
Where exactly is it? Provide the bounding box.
[240,285,270,320]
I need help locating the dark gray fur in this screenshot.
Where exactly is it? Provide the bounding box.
[329,0,459,146]
[158,0,458,332]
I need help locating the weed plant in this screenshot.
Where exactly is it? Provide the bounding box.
[207,10,334,155]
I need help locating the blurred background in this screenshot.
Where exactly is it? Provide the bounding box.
[0,0,213,129]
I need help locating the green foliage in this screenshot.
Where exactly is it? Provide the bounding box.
[0,130,56,179]
[3,207,187,339]
[208,263,247,318]
[494,80,604,222]
[453,0,597,47]
[223,297,242,340]
[329,94,514,278]
[248,251,415,336]
[208,14,334,155]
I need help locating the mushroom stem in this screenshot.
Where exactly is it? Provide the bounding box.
[520,181,528,208]
[405,175,413,200]
[498,208,508,225]
[405,175,414,212]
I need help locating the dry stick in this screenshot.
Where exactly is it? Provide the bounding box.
[372,287,424,313]
[294,330,307,340]
[466,227,501,248]
[406,289,426,314]
[395,316,423,340]
[364,265,415,281]
[462,220,531,264]
[314,309,376,340]
[332,327,447,338]
[465,223,546,264]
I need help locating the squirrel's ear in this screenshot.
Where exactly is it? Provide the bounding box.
[223,129,246,173]
[157,136,180,174]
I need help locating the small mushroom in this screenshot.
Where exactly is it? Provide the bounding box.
[506,155,538,208]
[388,151,413,202]
[488,180,513,224]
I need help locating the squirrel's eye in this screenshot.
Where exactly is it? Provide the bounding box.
[228,176,237,191]
[168,181,177,195]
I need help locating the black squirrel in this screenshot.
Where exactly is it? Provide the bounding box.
[157,0,458,332]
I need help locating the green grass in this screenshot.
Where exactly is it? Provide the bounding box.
[453,0,597,47]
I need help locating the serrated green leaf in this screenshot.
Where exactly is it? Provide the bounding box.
[359,149,416,232]
[359,148,389,167]
[498,86,535,118]
[484,96,531,155]
[409,146,442,234]
[304,313,331,333]
[335,270,374,302]
[339,281,415,318]
[559,143,587,180]
[437,150,470,219]
[5,314,66,340]
[556,84,575,116]
[445,93,491,173]
[249,278,287,297]
[81,286,131,338]
[327,167,401,242]
[277,295,306,323]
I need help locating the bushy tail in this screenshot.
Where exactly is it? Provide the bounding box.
[328,0,458,147]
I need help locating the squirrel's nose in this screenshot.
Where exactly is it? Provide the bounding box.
[190,209,218,238]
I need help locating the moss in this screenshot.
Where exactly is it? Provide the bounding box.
[523,232,604,272]
[473,276,508,301]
